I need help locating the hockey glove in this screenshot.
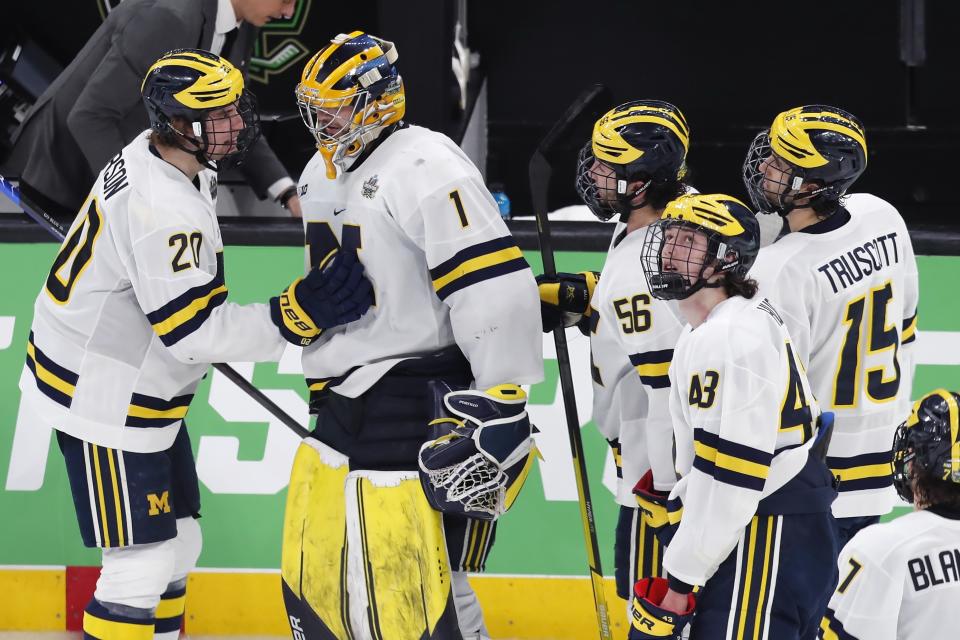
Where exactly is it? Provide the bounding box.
[536,271,599,333]
[270,250,373,346]
[629,577,696,640]
[634,470,679,547]
[418,382,535,520]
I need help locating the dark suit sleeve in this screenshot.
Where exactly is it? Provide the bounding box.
[236,129,292,198]
[232,27,291,198]
[66,7,200,174]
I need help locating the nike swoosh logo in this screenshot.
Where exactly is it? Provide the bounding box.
[333,208,346,216]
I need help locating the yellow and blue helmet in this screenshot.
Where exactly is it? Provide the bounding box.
[893,389,960,504]
[742,105,867,216]
[141,49,260,169]
[575,100,690,221]
[296,31,406,179]
[640,194,760,300]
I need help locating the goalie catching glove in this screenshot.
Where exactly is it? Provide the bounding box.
[418,381,537,520]
[270,249,374,346]
[536,271,599,333]
[629,577,696,640]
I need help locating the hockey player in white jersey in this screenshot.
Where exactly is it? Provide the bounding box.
[744,106,919,548]
[279,32,542,640]
[820,389,960,640]
[538,100,689,609]
[21,50,373,640]
[629,194,838,640]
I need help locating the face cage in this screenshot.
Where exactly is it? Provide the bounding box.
[421,451,507,520]
[163,91,261,171]
[575,144,648,221]
[297,88,380,171]
[641,220,734,301]
[742,131,806,216]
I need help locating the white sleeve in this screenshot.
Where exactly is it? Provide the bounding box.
[130,224,284,365]
[821,542,900,640]
[609,293,682,492]
[663,330,782,587]
[899,221,919,406]
[392,156,542,388]
[753,252,815,368]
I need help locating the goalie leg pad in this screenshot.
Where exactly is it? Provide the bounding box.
[281,438,351,639]
[344,470,461,639]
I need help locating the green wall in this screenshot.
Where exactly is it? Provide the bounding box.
[0,245,957,573]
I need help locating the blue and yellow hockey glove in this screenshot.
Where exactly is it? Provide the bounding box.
[270,249,373,346]
[629,577,696,640]
[536,271,599,333]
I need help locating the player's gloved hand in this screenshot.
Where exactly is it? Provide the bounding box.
[629,577,696,640]
[536,271,599,333]
[634,470,678,547]
[270,250,374,346]
[418,382,535,520]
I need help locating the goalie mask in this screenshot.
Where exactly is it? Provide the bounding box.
[576,100,690,221]
[742,105,867,216]
[893,389,960,504]
[141,49,260,171]
[296,31,406,179]
[418,383,536,521]
[640,194,760,301]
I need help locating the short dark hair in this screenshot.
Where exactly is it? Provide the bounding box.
[914,465,960,511]
[646,177,688,211]
[722,272,758,299]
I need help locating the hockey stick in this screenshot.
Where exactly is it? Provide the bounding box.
[528,84,614,640]
[0,175,312,439]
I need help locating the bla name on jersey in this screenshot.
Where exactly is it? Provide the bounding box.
[908,547,960,591]
[815,231,901,294]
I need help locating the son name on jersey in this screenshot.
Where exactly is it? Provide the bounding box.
[815,230,901,294]
[102,152,129,201]
[908,547,960,591]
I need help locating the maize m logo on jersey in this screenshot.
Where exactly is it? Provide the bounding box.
[94,0,313,84]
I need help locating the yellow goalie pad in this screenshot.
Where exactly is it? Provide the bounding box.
[345,470,459,639]
[281,438,350,638]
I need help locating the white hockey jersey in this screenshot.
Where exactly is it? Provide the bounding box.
[751,193,919,517]
[22,132,284,452]
[820,508,960,640]
[297,125,542,397]
[663,295,822,587]
[590,223,685,504]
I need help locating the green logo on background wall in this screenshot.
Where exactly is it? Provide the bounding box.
[249,1,313,84]
[95,0,313,84]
